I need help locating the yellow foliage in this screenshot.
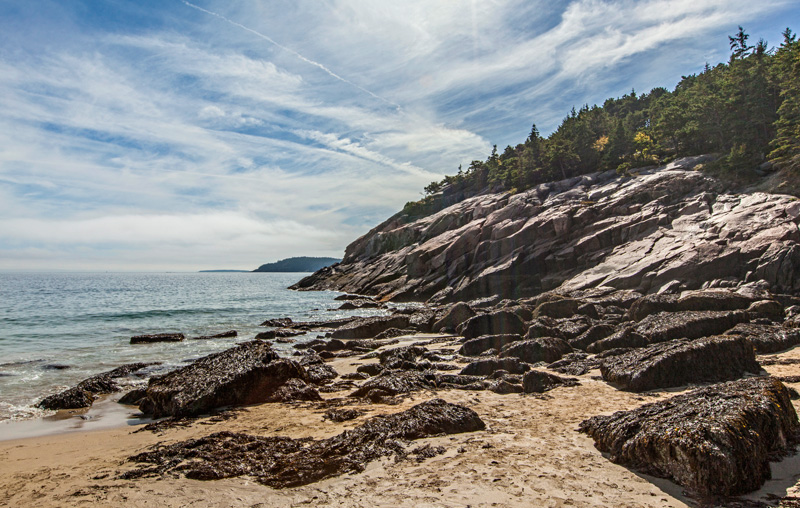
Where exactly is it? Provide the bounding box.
[593,135,609,152]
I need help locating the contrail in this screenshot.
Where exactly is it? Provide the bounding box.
[181,1,401,110]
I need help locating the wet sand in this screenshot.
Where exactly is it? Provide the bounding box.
[2,335,799,507]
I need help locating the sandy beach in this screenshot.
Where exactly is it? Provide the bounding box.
[2,335,800,508]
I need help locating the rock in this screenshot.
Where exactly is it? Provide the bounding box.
[349,370,433,401]
[569,324,617,350]
[499,337,572,364]
[547,352,599,376]
[747,300,785,319]
[525,318,565,339]
[125,399,484,488]
[533,298,580,319]
[42,364,70,370]
[190,330,237,340]
[487,379,524,394]
[330,316,411,340]
[374,328,412,340]
[457,310,526,340]
[37,387,96,410]
[634,310,750,344]
[522,370,580,393]
[336,299,382,310]
[311,339,346,353]
[268,378,322,402]
[459,357,530,376]
[378,345,426,365]
[138,341,307,418]
[628,294,679,321]
[356,364,384,377]
[600,336,761,392]
[551,317,591,340]
[675,289,755,312]
[579,377,800,496]
[119,388,148,406]
[305,363,338,385]
[291,164,800,302]
[260,318,293,327]
[725,323,800,354]
[324,408,364,422]
[458,334,521,356]
[36,362,158,410]
[130,333,185,344]
[587,327,649,353]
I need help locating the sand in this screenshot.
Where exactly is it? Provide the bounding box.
[2,335,799,508]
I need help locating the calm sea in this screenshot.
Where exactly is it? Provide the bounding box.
[0,272,382,422]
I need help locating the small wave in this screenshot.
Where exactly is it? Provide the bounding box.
[71,307,247,322]
[0,401,54,422]
[0,359,44,368]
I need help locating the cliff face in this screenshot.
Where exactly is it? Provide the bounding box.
[292,156,800,302]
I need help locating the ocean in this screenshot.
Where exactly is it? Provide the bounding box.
[0,272,384,423]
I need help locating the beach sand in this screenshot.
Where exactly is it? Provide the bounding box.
[2,335,799,507]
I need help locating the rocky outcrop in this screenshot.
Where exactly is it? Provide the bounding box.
[37,362,157,410]
[329,316,411,340]
[522,370,580,393]
[579,377,800,496]
[499,337,572,364]
[292,159,800,302]
[130,333,185,344]
[457,310,526,340]
[138,341,312,418]
[725,322,800,354]
[125,399,484,488]
[599,336,761,391]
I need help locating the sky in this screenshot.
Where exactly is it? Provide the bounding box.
[0,0,798,271]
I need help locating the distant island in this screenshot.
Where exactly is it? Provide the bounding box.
[252,256,340,273]
[198,270,251,273]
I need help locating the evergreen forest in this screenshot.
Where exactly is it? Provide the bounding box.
[408,27,800,215]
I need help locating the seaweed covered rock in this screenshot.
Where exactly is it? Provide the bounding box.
[522,370,580,393]
[138,341,306,418]
[130,333,185,344]
[634,310,749,344]
[456,310,526,340]
[579,377,800,497]
[499,337,572,364]
[587,327,649,353]
[458,334,521,356]
[569,323,617,351]
[532,298,580,319]
[330,316,411,340]
[459,357,529,376]
[599,335,761,392]
[37,386,96,410]
[125,399,485,488]
[349,370,432,401]
[37,362,157,410]
[725,323,800,354]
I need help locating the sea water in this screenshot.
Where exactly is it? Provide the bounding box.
[0,272,384,423]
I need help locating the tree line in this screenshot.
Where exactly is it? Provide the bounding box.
[413,26,799,211]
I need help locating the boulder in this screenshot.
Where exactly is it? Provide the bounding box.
[634,310,750,344]
[725,323,800,354]
[260,318,293,327]
[349,370,433,401]
[125,399,485,488]
[525,318,565,339]
[628,294,679,321]
[330,316,411,340]
[378,345,426,365]
[190,330,237,340]
[458,334,521,356]
[37,362,157,410]
[37,387,96,410]
[675,289,754,312]
[305,363,338,385]
[522,370,580,393]
[533,298,580,319]
[600,335,761,392]
[459,357,529,376]
[499,337,572,364]
[267,378,322,402]
[587,327,649,353]
[569,324,617,350]
[130,333,185,344]
[579,377,800,496]
[138,341,307,418]
[457,310,526,340]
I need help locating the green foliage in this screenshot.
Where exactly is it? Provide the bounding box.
[423,26,799,200]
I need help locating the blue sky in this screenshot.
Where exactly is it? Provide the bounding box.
[0,0,798,271]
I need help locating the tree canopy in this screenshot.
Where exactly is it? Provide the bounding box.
[409,26,800,215]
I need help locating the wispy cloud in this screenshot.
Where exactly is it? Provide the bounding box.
[0,0,796,270]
